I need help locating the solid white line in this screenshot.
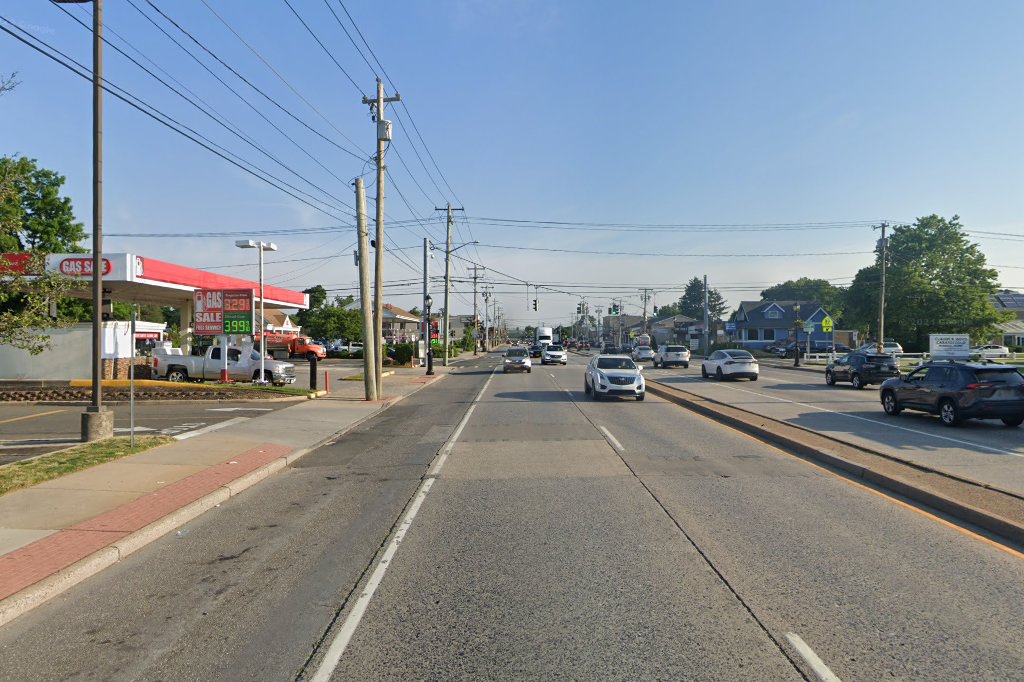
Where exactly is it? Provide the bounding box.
[667,377,1024,458]
[308,368,495,681]
[785,632,842,682]
[173,417,247,440]
[599,425,625,453]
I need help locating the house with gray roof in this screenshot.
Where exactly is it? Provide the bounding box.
[730,300,834,349]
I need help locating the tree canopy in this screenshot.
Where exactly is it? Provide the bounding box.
[760,277,845,323]
[674,276,728,320]
[843,215,1009,350]
[294,292,362,341]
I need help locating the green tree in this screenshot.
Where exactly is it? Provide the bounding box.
[0,156,85,252]
[677,276,728,320]
[760,277,845,323]
[299,295,362,341]
[844,215,1009,351]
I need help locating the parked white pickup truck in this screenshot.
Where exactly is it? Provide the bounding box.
[153,345,297,386]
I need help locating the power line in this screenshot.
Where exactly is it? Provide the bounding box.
[1,15,349,221]
[475,244,873,258]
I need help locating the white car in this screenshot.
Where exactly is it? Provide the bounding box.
[631,345,655,363]
[971,344,1011,359]
[502,347,532,373]
[856,341,904,355]
[701,349,759,381]
[653,344,690,368]
[541,344,568,365]
[584,355,645,401]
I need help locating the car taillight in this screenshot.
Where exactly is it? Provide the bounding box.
[965,383,994,390]
[153,357,158,368]
[724,360,735,365]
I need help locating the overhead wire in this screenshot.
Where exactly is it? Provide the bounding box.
[1,16,349,221]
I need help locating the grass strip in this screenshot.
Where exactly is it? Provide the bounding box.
[0,436,173,497]
[213,383,313,396]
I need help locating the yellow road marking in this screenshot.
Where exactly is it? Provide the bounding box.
[0,409,67,426]
[679,397,1024,561]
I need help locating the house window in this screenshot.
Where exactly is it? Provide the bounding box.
[765,309,781,319]
[763,328,775,341]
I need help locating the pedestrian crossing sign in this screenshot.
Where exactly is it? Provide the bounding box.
[821,316,834,333]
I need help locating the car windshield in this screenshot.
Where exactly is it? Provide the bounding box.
[507,349,528,357]
[547,345,563,351]
[724,350,754,359]
[596,358,637,370]
[973,369,1024,385]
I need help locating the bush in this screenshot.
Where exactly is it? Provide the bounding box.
[392,342,416,365]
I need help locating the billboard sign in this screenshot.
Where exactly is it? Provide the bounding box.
[930,334,970,360]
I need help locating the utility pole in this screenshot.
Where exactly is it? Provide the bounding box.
[422,237,430,368]
[875,221,889,352]
[362,78,400,398]
[355,179,377,400]
[703,275,710,356]
[640,288,653,334]
[435,204,464,366]
[470,266,484,354]
[482,287,490,351]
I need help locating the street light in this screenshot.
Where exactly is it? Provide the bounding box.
[424,293,434,375]
[236,240,277,384]
[54,0,108,441]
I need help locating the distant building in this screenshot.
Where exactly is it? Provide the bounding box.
[991,291,1024,346]
[730,300,834,349]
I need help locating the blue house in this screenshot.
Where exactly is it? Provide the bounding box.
[730,300,834,350]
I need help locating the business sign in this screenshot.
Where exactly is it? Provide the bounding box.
[821,316,834,333]
[194,289,224,336]
[58,257,112,277]
[222,289,254,334]
[725,322,736,333]
[930,334,970,360]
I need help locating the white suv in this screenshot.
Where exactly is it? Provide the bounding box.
[654,344,690,368]
[631,346,655,363]
[541,344,568,365]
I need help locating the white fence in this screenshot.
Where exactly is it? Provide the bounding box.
[784,352,1023,366]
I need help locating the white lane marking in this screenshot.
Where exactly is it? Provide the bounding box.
[785,633,842,682]
[206,407,273,412]
[550,373,555,377]
[599,425,625,453]
[309,368,496,681]
[663,377,1024,458]
[173,417,248,440]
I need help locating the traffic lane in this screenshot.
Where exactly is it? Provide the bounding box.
[330,360,801,680]
[647,364,1024,494]
[0,365,490,681]
[554,371,1024,680]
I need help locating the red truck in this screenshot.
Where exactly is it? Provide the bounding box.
[258,333,327,361]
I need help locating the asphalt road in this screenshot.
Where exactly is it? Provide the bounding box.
[0,401,294,464]
[1,352,1022,680]
[640,361,1024,495]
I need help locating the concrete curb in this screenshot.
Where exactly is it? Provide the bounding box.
[646,382,1024,547]
[0,372,448,628]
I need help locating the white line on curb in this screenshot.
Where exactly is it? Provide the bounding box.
[599,425,624,453]
[785,632,842,682]
[308,368,496,681]
[173,417,248,440]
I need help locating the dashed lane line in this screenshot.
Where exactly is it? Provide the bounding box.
[785,633,842,682]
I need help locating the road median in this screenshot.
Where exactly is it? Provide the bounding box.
[646,381,1024,547]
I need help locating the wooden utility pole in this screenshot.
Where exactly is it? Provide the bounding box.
[362,78,400,397]
[434,204,464,366]
[470,266,484,354]
[355,179,377,401]
[876,221,889,352]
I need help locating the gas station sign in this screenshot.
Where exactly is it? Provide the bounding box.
[195,288,254,336]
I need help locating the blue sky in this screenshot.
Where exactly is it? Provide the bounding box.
[2,0,1023,328]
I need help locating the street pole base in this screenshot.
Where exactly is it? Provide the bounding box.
[81,409,114,442]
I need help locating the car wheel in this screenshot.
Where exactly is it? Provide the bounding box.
[503,368,508,373]
[715,367,723,381]
[881,390,901,416]
[584,379,591,394]
[850,373,864,390]
[167,368,188,383]
[527,368,531,373]
[939,399,962,426]
[750,375,758,381]
[825,370,835,386]
[701,365,708,378]
[591,387,600,400]
[636,392,645,401]
[683,363,689,369]
[1001,415,1024,427]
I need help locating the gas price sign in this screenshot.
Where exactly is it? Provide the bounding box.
[222,289,254,334]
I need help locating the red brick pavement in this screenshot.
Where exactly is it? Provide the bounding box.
[0,443,292,602]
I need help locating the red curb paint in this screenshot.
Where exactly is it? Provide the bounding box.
[0,443,292,602]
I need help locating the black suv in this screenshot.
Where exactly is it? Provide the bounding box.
[879,361,1024,427]
[825,351,900,389]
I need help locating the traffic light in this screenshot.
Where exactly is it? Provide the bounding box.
[532,299,538,311]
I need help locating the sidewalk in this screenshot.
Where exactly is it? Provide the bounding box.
[0,363,458,627]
